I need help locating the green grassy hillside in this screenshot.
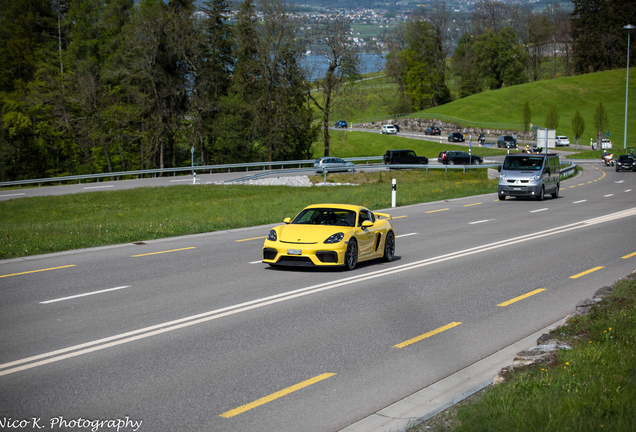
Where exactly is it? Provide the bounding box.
[422,69,635,149]
[332,69,635,151]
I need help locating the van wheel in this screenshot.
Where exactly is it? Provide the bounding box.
[537,186,545,201]
[551,184,560,199]
[499,194,506,201]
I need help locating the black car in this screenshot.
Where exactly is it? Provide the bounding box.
[615,154,636,172]
[425,126,441,135]
[383,149,428,165]
[497,135,518,149]
[334,120,347,128]
[438,151,483,165]
[448,132,465,142]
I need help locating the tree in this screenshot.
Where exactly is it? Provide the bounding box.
[545,105,559,130]
[572,110,585,149]
[522,100,532,140]
[306,14,360,157]
[593,101,609,148]
[473,27,527,90]
[471,0,511,36]
[571,0,636,73]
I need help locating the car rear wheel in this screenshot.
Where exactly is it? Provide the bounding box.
[449,160,455,165]
[345,239,358,270]
[551,183,560,199]
[383,231,395,262]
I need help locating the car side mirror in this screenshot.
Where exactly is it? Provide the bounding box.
[283,217,291,224]
[497,165,501,172]
[361,221,374,229]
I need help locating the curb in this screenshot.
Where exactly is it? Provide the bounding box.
[340,319,564,432]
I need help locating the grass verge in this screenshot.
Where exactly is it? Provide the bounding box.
[0,169,496,260]
[409,271,636,431]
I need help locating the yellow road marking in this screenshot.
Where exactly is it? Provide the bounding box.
[622,251,636,259]
[464,203,482,207]
[426,208,450,214]
[570,266,604,279]
[219,373,336,418]
[131,247,196,257]
[497,289,545,307]
[0,265,76,279]
[394,322,462,348]
[392,215,408,219]
[236,236,266,242]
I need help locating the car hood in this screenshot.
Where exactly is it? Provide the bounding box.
[278,225,347,244]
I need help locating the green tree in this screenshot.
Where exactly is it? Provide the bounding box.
[593,101,609,147]
[545,105,559,130]
[473,27,527,90]
[572,110,585,149]
[571,0,636,73]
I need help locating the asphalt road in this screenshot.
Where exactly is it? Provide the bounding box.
[1,162,635,432]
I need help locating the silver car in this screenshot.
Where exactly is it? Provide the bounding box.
[314,157,355,173]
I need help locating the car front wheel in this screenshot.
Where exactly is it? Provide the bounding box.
[473,159,481,165]
[383,231,395,262]
[345,239,358,270]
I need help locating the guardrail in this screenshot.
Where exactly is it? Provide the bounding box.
[0,157,382,189]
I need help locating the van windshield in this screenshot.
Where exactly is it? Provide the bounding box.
[503,156,544,170]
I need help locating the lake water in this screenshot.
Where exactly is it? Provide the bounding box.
[302,53,386,80]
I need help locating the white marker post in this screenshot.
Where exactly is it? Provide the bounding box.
[392,179,397,208]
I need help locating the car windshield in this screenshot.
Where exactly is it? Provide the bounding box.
[504,136,514,141]
[503,156,544,170]
[292,208,357,227]
[619,155,635,161]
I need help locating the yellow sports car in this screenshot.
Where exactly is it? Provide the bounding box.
[262,204,395,270]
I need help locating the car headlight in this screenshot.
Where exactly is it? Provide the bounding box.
[267,229,277,241]
[499,174,506,181]
[324,232,344,244]
[529,175,539,183]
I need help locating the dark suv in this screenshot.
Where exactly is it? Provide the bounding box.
[448,132,465,142]
[497,135,518,149]
[438,151,483,165]
[615,154,636,172]
[383,149,428,165]
[425,126,441,135]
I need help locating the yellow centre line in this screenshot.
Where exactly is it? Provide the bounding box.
[219,373,336,418]
[426,208,450,214]
[394,322,462,348]
[392,215,408,219]
[570,266,604,279]
[497,289,545,307]
[622,251,636,259]
[464,203,482,207]
[131,247,196,257]
[236,236,266,242]
[0,265,76,279]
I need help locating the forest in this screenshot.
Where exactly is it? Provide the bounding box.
[0,0,634,182]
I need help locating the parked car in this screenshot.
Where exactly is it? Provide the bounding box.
[437,151,483,165]
[448,132,465,142]
[381,124,398,134]
[497,135,518,149]
[383,149,428,165]
[425,126,441,135]
[615,154,636,172]
[602,138,613,149]
[334,120,347,128]
[555,136,570,146]
[314,157,355,173]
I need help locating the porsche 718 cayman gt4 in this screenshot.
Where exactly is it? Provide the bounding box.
[262,204,395,270]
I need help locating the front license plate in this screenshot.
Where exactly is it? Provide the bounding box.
[512,187,521,191]
[287,249,302,255]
